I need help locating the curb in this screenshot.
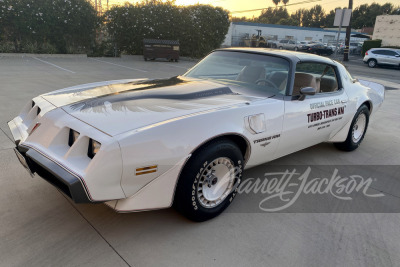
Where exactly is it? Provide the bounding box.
[120,54,199,62]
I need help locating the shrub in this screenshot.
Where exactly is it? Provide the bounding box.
[104,1,230,58]
[40,43,57,54]
[0,42,15,53]
[362,39,382,56]
[0,0,98,54]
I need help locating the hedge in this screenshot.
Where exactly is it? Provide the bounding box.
[362,39,382,56]
[104,1,230,58]
[0,0,98,53]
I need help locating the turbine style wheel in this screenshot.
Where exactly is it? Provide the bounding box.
[335,105,370,151]
[174,139,244,222]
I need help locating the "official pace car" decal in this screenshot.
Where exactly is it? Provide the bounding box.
[307,99,346,131]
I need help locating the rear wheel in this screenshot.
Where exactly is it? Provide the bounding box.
[279,46,283,50]
[334,105,369,151]
[174,139,243,222]
[368,59,377,68]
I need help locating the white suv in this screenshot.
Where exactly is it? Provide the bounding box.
[363,48,400,68]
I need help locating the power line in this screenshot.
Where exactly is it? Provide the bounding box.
[231,0,322,14]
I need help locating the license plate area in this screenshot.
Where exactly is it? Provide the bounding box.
[14,148,34,177]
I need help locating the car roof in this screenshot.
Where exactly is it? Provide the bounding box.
[370,48,400,52]
[218,47,335,65]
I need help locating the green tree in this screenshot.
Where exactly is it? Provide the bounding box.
[272,0,281,7]
[301,5,325,27]
[258,7,289,24]
[352,3,399,28]
[323,9,337,28]
[290,9,305,26]
[231,16,251,22]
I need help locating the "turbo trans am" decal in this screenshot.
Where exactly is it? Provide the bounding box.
[307,106,345,123]
[307,106,346,130]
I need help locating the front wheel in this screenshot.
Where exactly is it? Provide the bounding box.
[334,105,370,151]
[174,139,244,222]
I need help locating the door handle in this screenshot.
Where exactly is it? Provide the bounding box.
[341,100,348,103]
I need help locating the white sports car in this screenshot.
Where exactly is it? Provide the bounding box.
[9,48,384,221]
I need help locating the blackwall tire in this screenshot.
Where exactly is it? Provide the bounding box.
[174,139,244,222]
[334,105,370,151]
[368,59,377,68]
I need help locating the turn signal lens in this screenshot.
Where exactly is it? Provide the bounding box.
[29,123,41,136]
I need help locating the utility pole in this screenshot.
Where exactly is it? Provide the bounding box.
[343,0,353,61]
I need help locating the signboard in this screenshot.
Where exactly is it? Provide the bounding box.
[334,9,352,27]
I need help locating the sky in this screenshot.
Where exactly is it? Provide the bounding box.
[107,0,400,18]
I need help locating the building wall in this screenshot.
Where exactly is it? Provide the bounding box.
[373,15,400,46]
[222,22,362,47]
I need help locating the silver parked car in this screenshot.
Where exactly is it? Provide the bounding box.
[278,39,302,51]
[363,48,400,68]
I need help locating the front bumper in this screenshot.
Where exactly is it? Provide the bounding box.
[9,116,93,203]
[14,145,94,203]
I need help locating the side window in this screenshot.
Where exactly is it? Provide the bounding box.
[293,62,339,96]
[385,51,397,56]
[372,50,384,55]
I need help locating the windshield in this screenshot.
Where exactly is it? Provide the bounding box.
[183,51,290,96]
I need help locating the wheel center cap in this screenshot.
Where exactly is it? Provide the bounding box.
[211,177,218,186]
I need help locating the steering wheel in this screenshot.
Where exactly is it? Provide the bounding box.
[255,79,279,90]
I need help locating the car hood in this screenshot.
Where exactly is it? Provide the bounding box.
[41,76,265,136]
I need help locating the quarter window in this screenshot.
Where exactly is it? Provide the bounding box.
[293,62,339,96]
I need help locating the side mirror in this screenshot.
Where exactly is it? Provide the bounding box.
[298,87,316,101]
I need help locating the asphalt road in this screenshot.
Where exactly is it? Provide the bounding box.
[340,55,400,87]
[0,54,399,267]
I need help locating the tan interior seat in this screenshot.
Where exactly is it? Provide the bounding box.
[319,77,338,92]
[236,66,266,84]
[292,73,320,96]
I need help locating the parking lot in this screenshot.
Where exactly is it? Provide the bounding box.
[1,54,400,267]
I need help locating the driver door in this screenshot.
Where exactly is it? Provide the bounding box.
[275,62,349,158]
